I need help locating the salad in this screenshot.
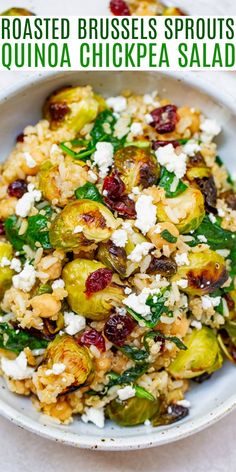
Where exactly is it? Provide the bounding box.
[0,84,235,428]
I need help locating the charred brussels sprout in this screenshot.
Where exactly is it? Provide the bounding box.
[1,8,34,16]
[173,250,228,296]
[0,242,14,299]
[114,146,160,193]
[106,396,160,426]
[168,327,223,379]
[97,241,127,277]
[156,187,205,234]
[43,86,106,132]
[186,153,211,181]
[49,200,117,250]
[38,162,60,203]
[62,259,125,320]
[44,334,93,389]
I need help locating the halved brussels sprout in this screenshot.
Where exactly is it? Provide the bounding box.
[0,242,13,299]
[168,327,223,379]
[97,241,127,277]
[1,8,34,15]
[173,249,228,296]
[186,154,211,181]
[43,86,106,132]
[114,146,160,193]
[156,187,205,234]
[49,200,117,250]
[106,396,160,426]
[38,162,60,203]
[43,334,93,390]
[62,259,125,320]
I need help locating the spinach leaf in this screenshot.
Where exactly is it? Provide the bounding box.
[188,215,236,251]
[36,283,52,295]
[5,213,52,251]
[75,182,103,203]
[120,345,149,364]
[126,290,171,328]
[144,330,187,352]
[107,364,148,387]
[90,109,116,143]
[161,229,177,243]
[159,167,188,198]
[0,323,48,354]
[134,385,155,402]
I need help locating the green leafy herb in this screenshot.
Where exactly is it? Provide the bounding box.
[161,229,177,243]
[75,182,103,203]
[144,330,187,352]
[107,364,148,387]
[126,290,171,328]
[134,385,155,402]
[36,283,52,295]
[188,215,236,251]
[0,323,48,354]
[5,213,52,251]
[120,345,149,364]
[159,167,188,198]
[124,141,150,149]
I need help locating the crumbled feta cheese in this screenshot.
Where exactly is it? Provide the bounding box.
[124,287,132,295]
[81,407,105,429]
[117,385,136,401]
[201,295,221,310]
[209,213,217,224]
[191,320,202,330]
[102,189,108,197]
[218,208,225,217]
[93,142,114,178]
[15,184,41,218]
[23,152,37,168]
[143,92,159,106]
[10,258,21,273]
[183,141,201,156]
[1,351,34,380]
[135,195,157,234]
[175,253,190,266]
[0,257,11,268]
[197,235,207,243]
[216,249,230,258]
[73,225,84,234]
[12,262,36,292]
[176,279,188,289]
[111,229,128,248]
[144,419,151,426]
[155,144,187,179]
[144,113,153,124]
[64,311,86,335]
[200,119,221,142]
[176,399,191,408]
[106,96,127,113]
[88,170,98,183]
[52,279,65,290]
[132,187,140,195]
[45,363,65,376]
[124,287,157,318]
[128,242,154,263]
[130,122,143,136]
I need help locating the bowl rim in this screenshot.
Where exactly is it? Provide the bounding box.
[0,70,236,450]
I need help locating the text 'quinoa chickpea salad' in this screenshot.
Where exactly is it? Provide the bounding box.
[0,84,235,429]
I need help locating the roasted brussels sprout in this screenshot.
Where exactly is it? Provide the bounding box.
[38,162,60,203]
[186,153,211,181]
[44,334,93,389]
[1,7,34,16]
[114,146,160,193]
[173,249,228,295]
[43,86,105,132]
[156,187,205,234]
[168,327,223,379]
[106,396,160,426]
[0,242,13,299]
[97,240,127,277]
[49,200,117,250]
[62,259,125,320]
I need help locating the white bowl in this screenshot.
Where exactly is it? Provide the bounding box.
[0,71,236,450]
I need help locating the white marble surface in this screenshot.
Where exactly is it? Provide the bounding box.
[0,0,236,470]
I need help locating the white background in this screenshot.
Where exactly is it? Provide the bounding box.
[0,1,236,471]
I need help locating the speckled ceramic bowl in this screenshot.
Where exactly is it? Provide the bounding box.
[0,71,236,450]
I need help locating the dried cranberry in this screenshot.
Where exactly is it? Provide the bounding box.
[0,220,5,236]
[103,172,125,200]
[49,102,69,122]
[104,313,136,346]
[16,132,25,143]
[168,404,189,422]
[152,140,180,150]
[196,176,217,213]
[192,372,212,384]
[78,329,106,352]
[105,195,136,219]
[85,268,113,296]
[220,190,236,211]
[150,105,178,134]
[8,179,27,199]
[110,0,131,16]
